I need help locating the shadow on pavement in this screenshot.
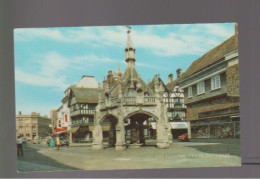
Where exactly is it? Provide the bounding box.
[17,144,81,171]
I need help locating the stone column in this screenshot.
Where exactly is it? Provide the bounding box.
[86,133,90,141]
[187,121,191,139]
[115,122,126,151]
[69,132,73,143]
[92,124,103,150]
[167,126,173,144]
[156,119,170,149]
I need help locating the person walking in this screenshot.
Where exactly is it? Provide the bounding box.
[56,136,61,150]
[49,136,55,149]
[16,136,23,156]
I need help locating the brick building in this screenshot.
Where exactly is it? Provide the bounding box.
[16,111,51,139]
[177,29,239,138]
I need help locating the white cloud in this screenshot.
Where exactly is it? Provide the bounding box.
[15,52,70,89]
[203,24,234,38]
[15,68,67,90]
[15,24,234,58]
[14,28,66,41]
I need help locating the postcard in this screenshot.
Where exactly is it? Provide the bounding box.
[14,23,240,172]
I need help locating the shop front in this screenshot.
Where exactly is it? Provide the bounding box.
[53,127,68,138]
[191,117,240,138]
[170,121,190,139]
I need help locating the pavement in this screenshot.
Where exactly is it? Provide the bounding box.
[17,139,241,172]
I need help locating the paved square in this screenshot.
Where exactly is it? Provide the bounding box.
[17,139,241,172]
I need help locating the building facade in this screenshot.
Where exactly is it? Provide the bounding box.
[67,87,98,142]
[178,31,239,138]
[54,86,72,137]
[54,76,99,142]
[16,111,51,139]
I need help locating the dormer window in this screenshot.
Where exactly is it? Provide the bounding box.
[211,75,221,90]
[197,81,205,95]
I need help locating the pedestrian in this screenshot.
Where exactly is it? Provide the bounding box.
[56,136,61,150]
[16,136,23,156]
[49,136,55,149]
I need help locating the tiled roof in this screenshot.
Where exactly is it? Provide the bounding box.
[166,78,181,91]
[181,34,238,79]
[71,88,99,104]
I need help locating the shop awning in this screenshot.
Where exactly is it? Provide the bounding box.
[54,127,67,133]
[170,122,188,129]
[67,126,80,133]
[151,122,156,129]
[53,131,66,135]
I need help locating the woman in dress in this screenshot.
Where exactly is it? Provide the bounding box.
[49,136,55,149]
[56,137,61,150]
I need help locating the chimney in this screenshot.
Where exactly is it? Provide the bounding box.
[177,68,182,78]
[18,111,22,115]
[31,112,37,115]
[103,77,107,89]
[168,73,173,83]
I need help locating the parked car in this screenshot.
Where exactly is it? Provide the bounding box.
[59,137,69,146]
[178,133,188,142]
[32,139,40,144]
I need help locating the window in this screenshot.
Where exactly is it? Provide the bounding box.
[197,81,205,95]
[25,126,29,131]
[89,118,93,123]
[211,75,221,90]
[32,126,36,131]
[65,114,68,122]
[144,129,148,136]
[188,87,193,98]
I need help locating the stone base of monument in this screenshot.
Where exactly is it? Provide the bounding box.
[92,143,103,150]
[157,142,169,149]
[127,143,144,148]
[115,143,127,151]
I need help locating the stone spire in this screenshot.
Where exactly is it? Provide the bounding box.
[125,26,136,63]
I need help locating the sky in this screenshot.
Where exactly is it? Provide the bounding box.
[14,23,235,116]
